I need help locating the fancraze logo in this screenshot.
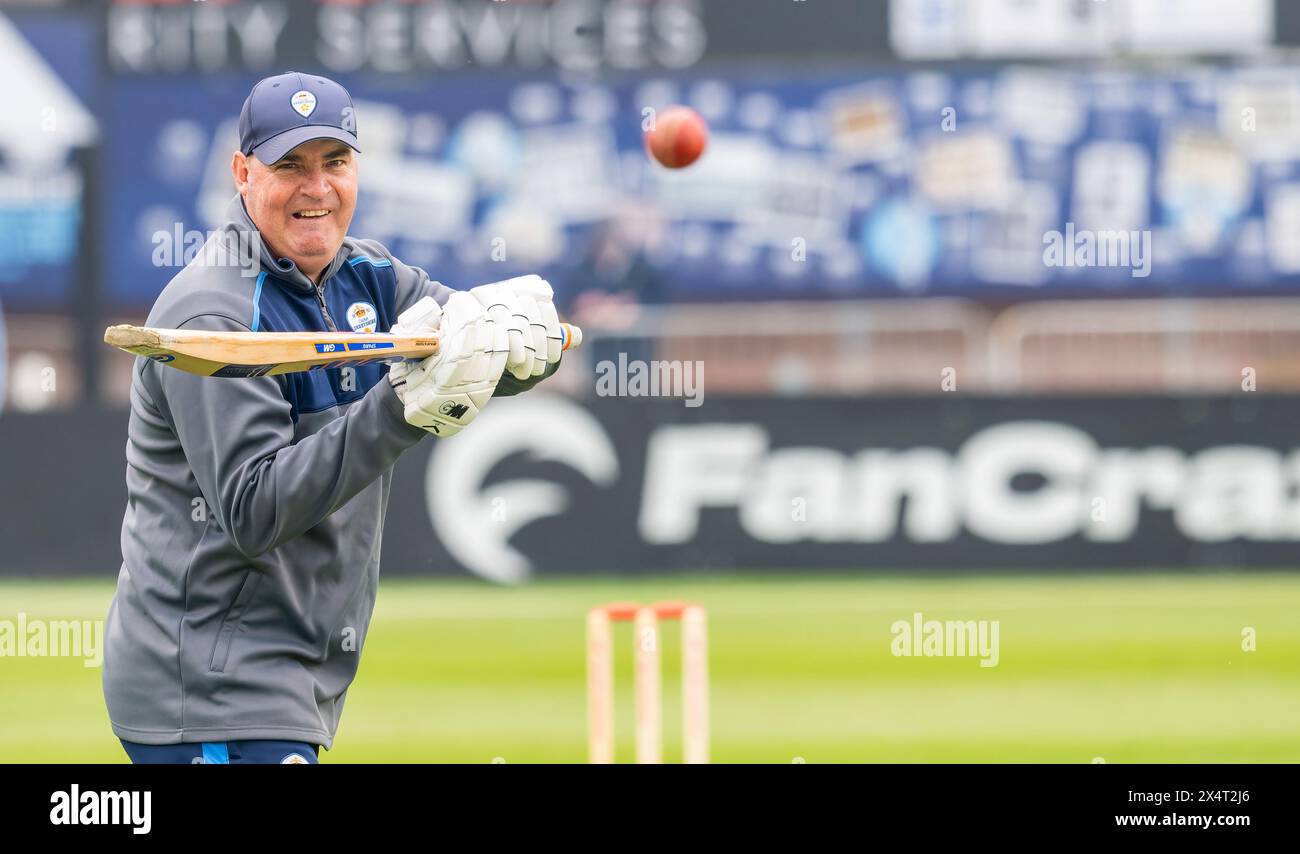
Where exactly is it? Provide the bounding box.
[426,399,1300,580]
[425,396,619,583]
[638,421,1300,545]
[50,785,151,835]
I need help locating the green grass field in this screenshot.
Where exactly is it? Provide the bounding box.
[1,572,1297,762]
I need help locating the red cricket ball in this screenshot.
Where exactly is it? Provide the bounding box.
[644,106,709,169]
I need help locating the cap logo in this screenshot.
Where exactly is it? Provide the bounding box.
[290,90,317,118]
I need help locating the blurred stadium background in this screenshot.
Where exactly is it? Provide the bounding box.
[1,0,1298,762]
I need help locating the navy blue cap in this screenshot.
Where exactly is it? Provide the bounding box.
[238,71,360,164]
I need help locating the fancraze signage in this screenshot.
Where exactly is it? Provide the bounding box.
[3,395,1296,580]
[380,395,1300,581]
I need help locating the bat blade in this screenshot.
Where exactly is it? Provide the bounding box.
[103,325,441,377]
[103,321,583,378]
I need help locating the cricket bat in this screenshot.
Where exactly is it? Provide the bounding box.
[104,323,583,378]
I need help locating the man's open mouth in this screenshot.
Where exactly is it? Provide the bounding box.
[293,210,331,219]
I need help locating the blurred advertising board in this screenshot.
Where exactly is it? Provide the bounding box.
[104,0,712,74]
[383,394,1300,579]
[4,395,1298,578]
[891,0,1275,59]
[0,7,96,309]
[11,1,1300,312]
[103,63,1300,308]
[97,0,1296,71]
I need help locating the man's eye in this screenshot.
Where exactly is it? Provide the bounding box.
[328,160,347,167]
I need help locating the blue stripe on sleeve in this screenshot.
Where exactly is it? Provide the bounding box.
[251,271,268,332]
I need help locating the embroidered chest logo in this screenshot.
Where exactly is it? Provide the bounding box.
[346,302,378,333]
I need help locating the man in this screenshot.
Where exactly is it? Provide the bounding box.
[103,72,562,764]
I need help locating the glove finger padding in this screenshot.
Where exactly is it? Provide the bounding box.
[435,326,475,387]
[536,298,563,365]
[514,294,548,377]
[504,274,560,368]
[506,274,554,303]
[487,309,510,383]
[437,298,489,387]
[468,281,531,380]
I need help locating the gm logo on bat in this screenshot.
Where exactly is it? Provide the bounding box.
[148,354,176,363]
[314,341,395,354]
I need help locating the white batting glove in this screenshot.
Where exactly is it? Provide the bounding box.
[468,275,563,380]
[387,295,441,396]
[389,293,507,437]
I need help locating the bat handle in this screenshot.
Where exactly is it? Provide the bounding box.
[560,323,584,351]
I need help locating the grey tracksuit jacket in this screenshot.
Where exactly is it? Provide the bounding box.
[103,195,545,749]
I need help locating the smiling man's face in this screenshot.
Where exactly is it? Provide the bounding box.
[233,138,358,282]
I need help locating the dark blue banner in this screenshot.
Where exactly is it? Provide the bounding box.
[4,395,1299,578]
[100,64,1300,308]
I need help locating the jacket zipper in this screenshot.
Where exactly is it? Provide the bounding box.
[314,283,338,331]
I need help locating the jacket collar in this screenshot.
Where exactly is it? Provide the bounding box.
[225,194,349,292]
